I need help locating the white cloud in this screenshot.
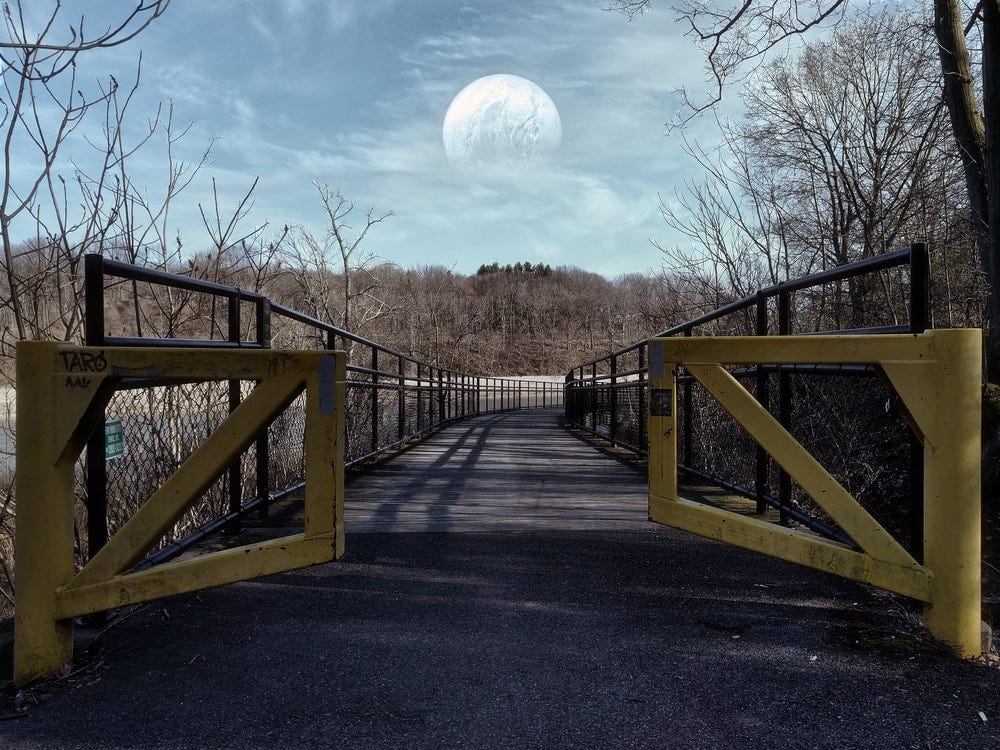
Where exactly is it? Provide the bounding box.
[6,0,727,275]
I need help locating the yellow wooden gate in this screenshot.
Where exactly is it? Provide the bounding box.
[647,330,981,656]
[14,343,346,686]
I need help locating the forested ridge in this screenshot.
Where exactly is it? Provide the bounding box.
[63,249,679,377]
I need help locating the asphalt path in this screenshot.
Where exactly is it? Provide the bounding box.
[1,409,997,748]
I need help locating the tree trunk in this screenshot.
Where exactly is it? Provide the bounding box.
[984,1,1000,378]
[933,0,994,373]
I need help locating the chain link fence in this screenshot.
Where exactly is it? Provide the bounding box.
[75,256,563,577]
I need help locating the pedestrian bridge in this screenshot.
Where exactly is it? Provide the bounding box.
[6,245,992,747]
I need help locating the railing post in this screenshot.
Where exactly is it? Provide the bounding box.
[683,330,693,468]
[909,240,930,562]
[638,343,647,454]
[610,353,618,446]
[590,363,598,430]
[909,241,930,333]
[225,295,242,533]
[398,355,405,443]
[417,362,424,432]
[371,348,379,455]
[257,300,271,519]
[428,367,441,427]
[778,287,792,525]
[84,254,108,566]
[437,368,444,426]
[754,292,769,514]
[923,329,981,656]
[326,331,351,468]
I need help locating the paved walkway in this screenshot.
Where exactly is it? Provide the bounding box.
[2,410,998,748]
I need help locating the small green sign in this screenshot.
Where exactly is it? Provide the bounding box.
[105,419,125,460]
[650,389,673,417]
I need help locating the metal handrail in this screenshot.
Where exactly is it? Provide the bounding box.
[563,242,930,556]
[82,253,562,568]
[568,245,924,372]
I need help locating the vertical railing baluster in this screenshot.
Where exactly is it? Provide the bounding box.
[908,241,929,562]
[754,292,769,515]
[256,300,271,519]
[610,353,618,446]
[638,343,647,454]
[225,295,242,533]
[778,287,792,526]
[683,329,693,469]
[590,363,597,431]
[371,348,379,456]
[398,355,405,443]
[84,254,107,565]
[438,368,444,427]
[416,362,424,433]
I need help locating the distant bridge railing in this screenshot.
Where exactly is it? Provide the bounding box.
[82,255,562,568]
[564,242,930,557]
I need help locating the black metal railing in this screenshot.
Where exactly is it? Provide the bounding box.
[564,242,930,558]
[83,254,562,566]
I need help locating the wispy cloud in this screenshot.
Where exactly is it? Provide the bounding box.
[25,0,721,276]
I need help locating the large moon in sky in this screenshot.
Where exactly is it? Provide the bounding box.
[442,74,561,165]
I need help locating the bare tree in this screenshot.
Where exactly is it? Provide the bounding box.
[611,0,1000,375]
[289,183,392,341]
[0,0,169,342]
[658,10,965,330]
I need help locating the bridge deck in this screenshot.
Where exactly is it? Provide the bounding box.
[2,410,997,748]
[346,408,648,532]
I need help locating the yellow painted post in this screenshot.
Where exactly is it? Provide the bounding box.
[303,353,346,557]
[647,339,677,509]
[922,329,982,656]
[14,342,75,686]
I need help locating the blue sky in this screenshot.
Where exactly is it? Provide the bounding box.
[18,1,736,277]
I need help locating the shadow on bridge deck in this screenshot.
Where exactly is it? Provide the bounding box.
[2,410,998,748]
[347,408,648,532]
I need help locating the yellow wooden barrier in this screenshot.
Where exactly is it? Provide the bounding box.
[647,330,982,656]
[14,343,347,686]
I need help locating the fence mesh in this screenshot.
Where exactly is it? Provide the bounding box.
[76,273,565,570]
